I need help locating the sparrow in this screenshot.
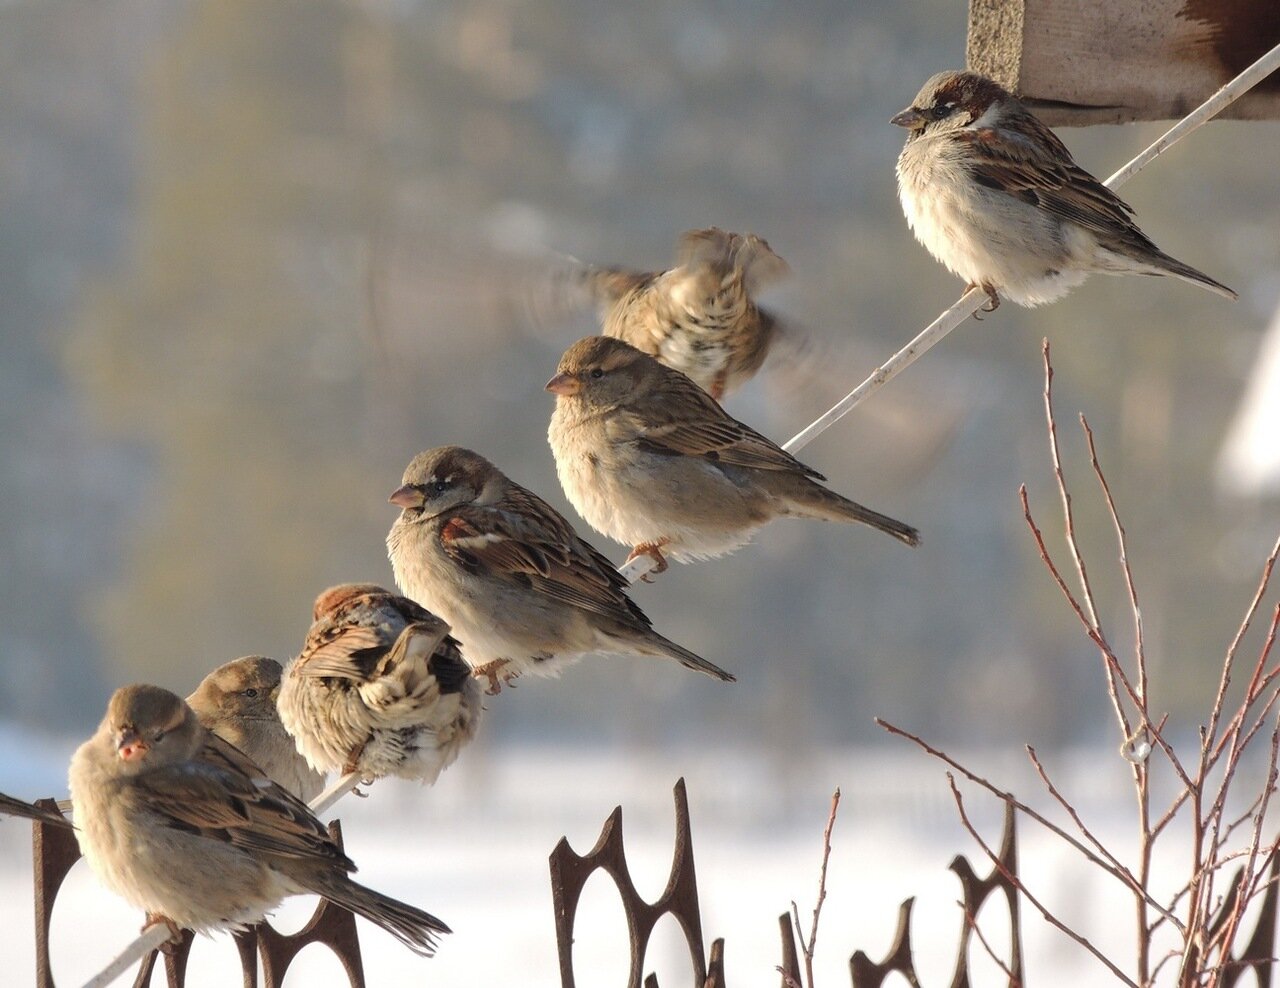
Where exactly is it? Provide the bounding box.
[186,656,326,803]
[0,791,72,829]
[892,70,1236,309]
[67,684,449,954]
[547,227,794,401]
[546,336,920,571]
[278,583,481,784]
[386,445,735,689]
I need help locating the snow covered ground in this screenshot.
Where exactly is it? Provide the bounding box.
[0,731,1186,986]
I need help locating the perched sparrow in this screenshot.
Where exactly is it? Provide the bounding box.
[550,227,793,401]
[0,791,72,829]
[546,336,920,570]
[278,583,481,783]
[386,445,735,689]
[68,684,449,954]
[186,656,325,803]
[892,70,1236,308]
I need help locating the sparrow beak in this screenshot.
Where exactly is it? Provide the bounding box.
[116,729,148,762]
[890,107,925,129]
[545,373,580,396]
[389,484,426,509]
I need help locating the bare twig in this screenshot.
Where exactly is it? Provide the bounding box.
[877,719,1182,928]
[946,775,1138,987]
[789,788,841,988]
[961,900,1019,984]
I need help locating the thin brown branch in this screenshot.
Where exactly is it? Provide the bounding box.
[1020,486,1144,718]
[1024,746,1184,934]
[877,719,1182,927]
[946,774,1138,988]
[1081,415,1149,714]
[1042,342,1104,635]
[1204,536,1280,765]
[800,789,840,988]
[960,900,1020,985]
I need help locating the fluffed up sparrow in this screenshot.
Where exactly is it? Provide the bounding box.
[186,655,326,803]
[552,227,794,401]
[68,684,449,954]
[546,336,920,571]
[386,445,735,689]
[278,583,481,783]
[892,70,1236,309]
[0,791,72,829]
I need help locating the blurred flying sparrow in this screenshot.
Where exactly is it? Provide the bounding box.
[892,70,1236,308]
[386,445,735,690]
[546,336,920,571]
[68,684,449,953]
[187,655,326,803]
[544,227,796,400]
[278,583,480,783]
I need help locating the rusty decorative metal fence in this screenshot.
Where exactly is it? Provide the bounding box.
[29,799,366,988]
[22,778,1280,985]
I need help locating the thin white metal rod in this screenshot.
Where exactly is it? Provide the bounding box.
[80,924,172,988]
[309,771,362,816]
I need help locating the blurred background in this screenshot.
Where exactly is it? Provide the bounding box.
[0,0,1278,983]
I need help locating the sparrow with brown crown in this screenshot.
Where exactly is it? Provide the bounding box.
[386,445,735,691]
[278,583,481,782]
[68,684,449,953]
[892,70,1236,309]
[187,655,326,802]
[546,336,920,573]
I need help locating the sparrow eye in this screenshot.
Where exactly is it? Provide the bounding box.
[431,480,450,495]
[931,103,951,120]
[242,688,259,698]
[590,368,604,379]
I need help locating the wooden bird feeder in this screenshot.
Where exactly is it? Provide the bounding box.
[967,0,1280,125]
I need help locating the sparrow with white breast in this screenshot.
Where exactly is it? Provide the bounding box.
[278,583,481,783]
[386,445,735,690]
[186,656,326,802]
[546,336,920,572]
[68,685,449,953]
[892,70,1236,309]
[549,227,795,401]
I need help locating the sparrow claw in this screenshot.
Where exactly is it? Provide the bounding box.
[143,913,184,949]
[963,282,1001,319]
[473,659,511,696]
[341,741,369,777]
[625,541,670,580]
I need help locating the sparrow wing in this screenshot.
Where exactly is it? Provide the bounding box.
[956,112,1154,248]
[134,735,351,869]
[441,488,649,627]
[296,593,434,681]
[622,371,824,478]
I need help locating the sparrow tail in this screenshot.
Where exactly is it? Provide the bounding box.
[794,488,921,547]
[1144,250,1237,301]
[312,876,451,956]
[0,793,74,829]
[638,633,736,683]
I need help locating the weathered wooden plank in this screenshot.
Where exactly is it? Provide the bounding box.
[968,0,1280,125]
